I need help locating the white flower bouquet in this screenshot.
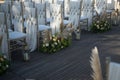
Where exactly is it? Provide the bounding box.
[0,54,9,75]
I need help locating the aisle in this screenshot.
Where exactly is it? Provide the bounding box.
[1,26,120,80]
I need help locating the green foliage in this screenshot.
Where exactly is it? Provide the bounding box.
[90,20,111,33]
[0,54,9,75]
[39,35,71,53]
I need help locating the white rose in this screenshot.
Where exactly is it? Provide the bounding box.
[6,65,9,68]
[54,42,57,45]
[46,43,49,47]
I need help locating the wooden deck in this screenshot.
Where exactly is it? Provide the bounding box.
[1,26,120,80]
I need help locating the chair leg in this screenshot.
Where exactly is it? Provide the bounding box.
[105,57,111,80]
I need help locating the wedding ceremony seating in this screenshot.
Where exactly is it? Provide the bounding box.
[0,12,26,60]
[0,0,119,60]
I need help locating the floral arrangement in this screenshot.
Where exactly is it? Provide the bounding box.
[90,20,110,33]
[39,35,71,53]
[0,54,9,75]
[90,11,111,33]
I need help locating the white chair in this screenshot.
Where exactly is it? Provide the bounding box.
[80,0,93,30]
[23,7,37,52]
[50,3,62,35]
[90,47,120,80]
[23,1,34,8]
[0,3,12,30]
[57,0,64,19]
[64,0,70,19]
[94,0,106,15]
[12,2,24,32]
[106,0,117,24]
[106,57,120,80]
[35,3,51,48]
[0,12,26,60]
[69,1,82,30]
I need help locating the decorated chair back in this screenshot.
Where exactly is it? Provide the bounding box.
[23,1,34,8]
[0,12,9,56]
[57,0,64,18]
[81,0,93,26]
[95,0,106,14]
[64,0,70,18]
[24,7,37,52]
[50,3,62,34]
[35,3,46,25]
[107,0,116,10]
[12,3,23,32]
[69,1,82,30]
[0,3,11,30]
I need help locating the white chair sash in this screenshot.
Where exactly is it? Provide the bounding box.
[107,0,116,10]
[12,5,23,32]
[50,4,62,34]
[24,7,37,52]
[0,12,8,57]
[64,0,70,18]
[69,1,81,29]
[35,3,46,25]
[81,0,93,26]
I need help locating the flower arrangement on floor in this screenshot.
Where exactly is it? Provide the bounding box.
[90,20,110,33]
[0,54,9,75]
[90,11,111,33]
[39,35,71,53]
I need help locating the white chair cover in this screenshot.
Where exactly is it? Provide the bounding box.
[107,0,116,10]
[0,4,11,29]
[64,0,70,18]
[69,1,81,29]
[81,0,93,27]
[0,12,9,57]
[12,5,23,32]
[23,1,34,8]
[50,4,62,34]
[108,62,120,80]
[57,0,64,18]
[35,3,46,25]
[95,0,106,14]
[24,7,37,52]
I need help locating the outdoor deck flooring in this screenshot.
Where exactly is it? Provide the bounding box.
[1,25,120,80]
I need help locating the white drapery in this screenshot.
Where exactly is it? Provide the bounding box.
[108,62,120,80]
[50,4,62,34]
[81,0,93,27]
[1,25,9,57]
[26,19,37,52]
[69,1,81,29]
[24,7,37,52]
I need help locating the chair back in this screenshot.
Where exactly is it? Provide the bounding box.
[50,3,62,34]
[24,7,37,52]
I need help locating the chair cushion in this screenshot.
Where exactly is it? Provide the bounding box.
[8,29,13,32]
[106,10,113,13]
[80,16,88,20]
[9,31,26,40]
[39,25,51,31]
